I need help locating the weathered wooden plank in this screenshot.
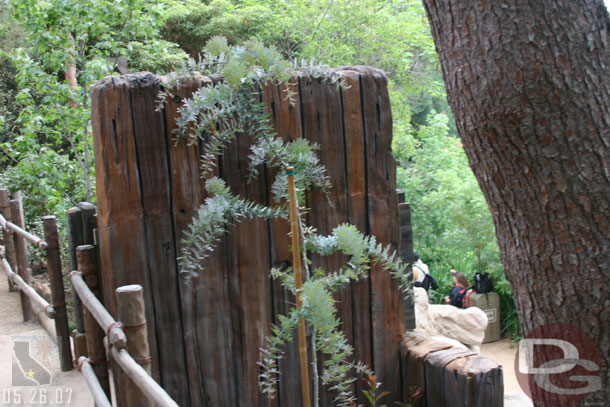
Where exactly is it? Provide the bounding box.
[358,66,404,403]
[77,245,110,396]
[163,74,238,407]
[221,111,275,406]
[0,189,17,292]
[162,74,208,407]
[43,216,73,371]
[299,75,353,407]
[92,68,405,406]
[116,284,153,407]
[127,73,190,405]
[338,69,374,404]
[261,80,302,407]
[91,75,158,407]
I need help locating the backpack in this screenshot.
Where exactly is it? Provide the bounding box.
[473,272,493,294]
[413,265,439,291]
[453,287,468,308]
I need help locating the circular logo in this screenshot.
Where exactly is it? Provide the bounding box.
[514,323,601,406]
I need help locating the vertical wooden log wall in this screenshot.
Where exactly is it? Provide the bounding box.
[91,67,405,406]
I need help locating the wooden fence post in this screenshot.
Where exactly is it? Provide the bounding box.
[42,215,73,371]
[397,190,416,331]
[67,204,97,362]
[10,199,33,321]
[116,284,153,407]
[0,189,17,292]
[76,244,110,396]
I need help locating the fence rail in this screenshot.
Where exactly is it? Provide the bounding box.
[78,357,112,407]
[0,190,180,406]
[0,213,47,249]
[0,188,72,371]
[71,268,180,407]
[0,249,55,318]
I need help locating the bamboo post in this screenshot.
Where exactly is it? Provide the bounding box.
[116,284,153,407]
[76,244,110,396]
[42,215,73,371]
[286,167,311,407]
[66,207,87,361]
[0,189,16,292]
[10,199,33,321]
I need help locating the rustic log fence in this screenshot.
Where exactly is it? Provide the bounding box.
[70,242,179,407]
[0,191,179,406]
[0,188,72,372]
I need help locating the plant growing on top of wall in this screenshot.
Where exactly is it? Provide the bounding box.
[165,36,410,407]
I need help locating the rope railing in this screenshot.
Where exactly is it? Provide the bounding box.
[0,213,47,249]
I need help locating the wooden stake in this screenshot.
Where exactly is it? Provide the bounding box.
[116,284,153,407]
[287,167,311,407]
[66,207,86,333]
[77,245,110,396]
[67,203,97,362]
[43,215,73,371]
[0,189,16,292]
[10,199,33,321]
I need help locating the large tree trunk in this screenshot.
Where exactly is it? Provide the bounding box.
[422,0,610,405]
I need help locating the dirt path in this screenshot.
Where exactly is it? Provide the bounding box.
[481,339,534,407]
[0,271,93,406]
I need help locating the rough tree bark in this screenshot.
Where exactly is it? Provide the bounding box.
[422,0,610,405]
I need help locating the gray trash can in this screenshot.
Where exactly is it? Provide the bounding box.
[467,292,501,343]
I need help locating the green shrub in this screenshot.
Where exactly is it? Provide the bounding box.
[160,0,272,56]
[125,39,189,74]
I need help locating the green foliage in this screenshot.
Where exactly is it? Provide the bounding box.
[160,0,272,56]
[0,53,19,149]
[171,38,409,405]
[1,0,179,222]
[164,38,333,197]
[125,39,188,73]
[179,177,287,278]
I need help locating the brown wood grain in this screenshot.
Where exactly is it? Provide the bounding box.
[91,75,158,407]
[77,245,110,397]
[359,66,405,403]
[10,199,32,321]
[91,68,405,406]
[338,69,374,404]
[127,73,190,405]
[43,215,73,371]
[0,189,17,293]
[299,75,354,407]
[162,74,208,407]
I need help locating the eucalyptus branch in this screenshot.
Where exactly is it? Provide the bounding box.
[179,177,287,278]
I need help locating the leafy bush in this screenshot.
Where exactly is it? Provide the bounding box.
[160,0,272,56]
[125,39,189,74]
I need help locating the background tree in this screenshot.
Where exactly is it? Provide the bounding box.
[422,0,610,404]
